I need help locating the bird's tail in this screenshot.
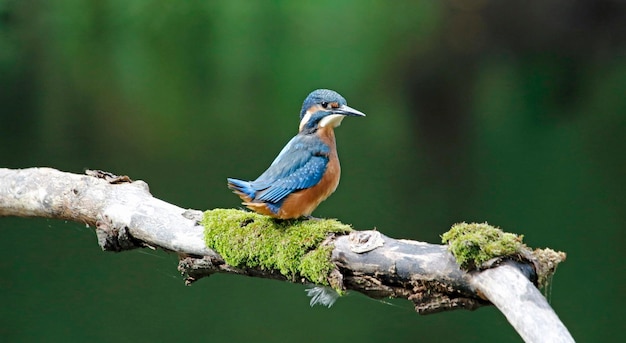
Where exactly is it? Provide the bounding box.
[227,178,256,202]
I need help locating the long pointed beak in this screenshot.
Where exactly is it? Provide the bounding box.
[332,104,366,117]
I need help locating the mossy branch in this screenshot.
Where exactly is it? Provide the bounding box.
[0,167,573,343]
[202,209,351,289]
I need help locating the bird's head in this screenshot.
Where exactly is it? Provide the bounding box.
[299,89,365,132]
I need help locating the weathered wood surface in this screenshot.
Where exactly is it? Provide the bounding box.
[0,167,573,342]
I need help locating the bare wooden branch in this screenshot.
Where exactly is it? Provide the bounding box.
[0,167,211,256]
[471,262,574,343]
[0,167,573,342]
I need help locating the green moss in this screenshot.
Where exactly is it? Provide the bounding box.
[441,222,525,270]
[300,245,335,284]
[201,209,352,287]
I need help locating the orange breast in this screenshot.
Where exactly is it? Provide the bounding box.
[275,127,340,219]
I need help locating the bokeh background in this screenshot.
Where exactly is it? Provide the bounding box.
[1,1,624,342]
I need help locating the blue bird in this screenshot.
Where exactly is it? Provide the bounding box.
[227,89,365,219]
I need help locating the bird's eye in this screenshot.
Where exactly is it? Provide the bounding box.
[321,102,328,108]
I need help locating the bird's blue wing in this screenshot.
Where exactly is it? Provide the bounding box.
[255,156,327,202]
[250,135,330,203]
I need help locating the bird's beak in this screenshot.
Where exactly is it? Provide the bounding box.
[319,105,366,128]
[332,105,366,117]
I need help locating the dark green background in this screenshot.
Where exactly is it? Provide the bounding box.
[1,1,624,342]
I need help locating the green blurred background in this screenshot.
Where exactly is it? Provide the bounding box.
[1,1,624,342]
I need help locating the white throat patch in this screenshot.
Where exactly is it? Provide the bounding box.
[319,114,345,128]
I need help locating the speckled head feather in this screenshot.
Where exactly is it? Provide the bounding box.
[299,89,347,119]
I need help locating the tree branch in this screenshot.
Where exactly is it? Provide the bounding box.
[0,167,573,342]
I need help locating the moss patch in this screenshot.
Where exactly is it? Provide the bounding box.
[442,222,567,289]
[201,209,352,287]
[441,222,525,270]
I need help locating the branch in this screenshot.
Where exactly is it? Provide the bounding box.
[0,167,573,342]
[471,262,572,342]
[0,167,210,255]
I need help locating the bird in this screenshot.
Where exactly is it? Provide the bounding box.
[227,89,365,219]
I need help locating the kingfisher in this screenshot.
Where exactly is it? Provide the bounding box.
[227,89,365,219]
